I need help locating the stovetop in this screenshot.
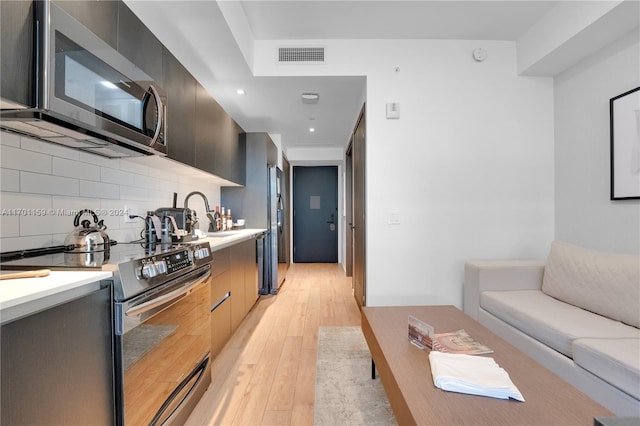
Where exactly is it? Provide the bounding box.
[1,240,214,302]
[0,241,190,270]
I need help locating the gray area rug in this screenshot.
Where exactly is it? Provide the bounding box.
[314,326,397,425]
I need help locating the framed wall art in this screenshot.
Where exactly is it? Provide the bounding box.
[610,86,640,200]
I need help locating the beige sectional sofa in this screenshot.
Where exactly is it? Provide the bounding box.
[463,241,640,416]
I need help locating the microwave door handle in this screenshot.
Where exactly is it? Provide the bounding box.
[125,269,211,317]
[144,85,163,146]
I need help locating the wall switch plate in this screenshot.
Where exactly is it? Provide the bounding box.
[388,211,401,225]
[386,103,400,119]
[124,205,139,223]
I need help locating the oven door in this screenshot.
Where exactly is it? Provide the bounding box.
[114,265,211,426]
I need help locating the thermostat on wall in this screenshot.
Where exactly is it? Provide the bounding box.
[386,102,400,119]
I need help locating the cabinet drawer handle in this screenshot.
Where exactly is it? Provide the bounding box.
[211,291,231,312]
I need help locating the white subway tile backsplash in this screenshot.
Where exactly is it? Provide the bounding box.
[0,192,52,210]
[100,166,140,186]
[53,157,100,181]
[20,209,70,236]
[1,144,51,174]
[1,168,20,191]
[80,180,119,199]
[21,171,79,196]
[1,136,224,248]
[119,185,148,201]
[133,174,158,191]
[0,131,21,147]
[0,216,20,238]
[21,136,80,161]
[52,196,102,214]
[120,158,150,175]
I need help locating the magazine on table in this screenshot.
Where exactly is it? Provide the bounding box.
[408,315,493,355]
[432,329,493,355]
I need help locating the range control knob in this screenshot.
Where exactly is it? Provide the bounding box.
[194,247,210,259]
[155,260,168,275]
[140,262,158,279]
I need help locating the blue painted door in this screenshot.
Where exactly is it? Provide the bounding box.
[293,166,338,263]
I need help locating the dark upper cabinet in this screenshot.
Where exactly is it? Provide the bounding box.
[195,83,246,185]
[1,0,246,183]
[116,2,163,87]
[0,1,33,106]
[163,48,196,167]
[54,0,118,49]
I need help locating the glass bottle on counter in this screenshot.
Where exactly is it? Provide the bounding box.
[220,207,226,231]
[213,206,221,232]
[227,209,233,230]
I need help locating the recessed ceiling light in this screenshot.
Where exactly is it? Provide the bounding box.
[236,89,245,95]
[301,93,319,104]
[309,127,315,132]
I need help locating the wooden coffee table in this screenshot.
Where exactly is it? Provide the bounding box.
[361,305,613,425]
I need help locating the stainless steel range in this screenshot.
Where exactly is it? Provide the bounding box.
[112,242,212,426]
[1,241,213,425]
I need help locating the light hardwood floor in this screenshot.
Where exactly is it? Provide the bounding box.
[186,263,361,425]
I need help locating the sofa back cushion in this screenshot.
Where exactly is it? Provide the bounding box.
[542,241,640,328]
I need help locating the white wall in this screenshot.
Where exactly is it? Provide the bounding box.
[554,30,640,254]
[0,131,228,252]
[255,39,555,307]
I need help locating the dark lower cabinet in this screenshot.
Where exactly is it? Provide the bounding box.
[209,238,258,359]
[1,284,115,425]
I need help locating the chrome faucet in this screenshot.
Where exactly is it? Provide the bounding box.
[184,191,215,233]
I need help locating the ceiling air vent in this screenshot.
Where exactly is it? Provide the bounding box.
[278,47,325,63]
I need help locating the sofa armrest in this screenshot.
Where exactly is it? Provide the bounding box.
[463,260,545,319]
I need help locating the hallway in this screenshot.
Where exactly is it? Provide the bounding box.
[186,263,361,425]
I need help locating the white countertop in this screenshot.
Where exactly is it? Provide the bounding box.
[0,270,113,325]
[0,229,265,325]
[197,228,267,251]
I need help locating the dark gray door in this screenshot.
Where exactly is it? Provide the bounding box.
[293,166,338,263]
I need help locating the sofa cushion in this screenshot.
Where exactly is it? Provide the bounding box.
[480,290,640,357]
[573,338,640,400]
[541,241,640,328]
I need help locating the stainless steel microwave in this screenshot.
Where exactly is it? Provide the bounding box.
[0,0,167,158]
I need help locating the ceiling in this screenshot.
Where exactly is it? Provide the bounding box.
[125,1,560,156]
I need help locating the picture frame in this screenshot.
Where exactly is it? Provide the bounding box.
[610,86,640,200]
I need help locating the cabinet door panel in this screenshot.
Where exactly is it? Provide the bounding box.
[1,286,114,425]
[54,0,118,49]
[211,247,230,278]
[229,243,246,330]
[117,3,163,86]
[195,83,245,184]
[211,273,231,358]
[244,239,258,311]
[163,48,196,166]
[1,0,34,106]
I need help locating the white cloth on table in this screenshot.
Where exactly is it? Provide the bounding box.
[428,351,525,402]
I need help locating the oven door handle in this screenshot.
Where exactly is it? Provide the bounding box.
[125,269,211,317]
